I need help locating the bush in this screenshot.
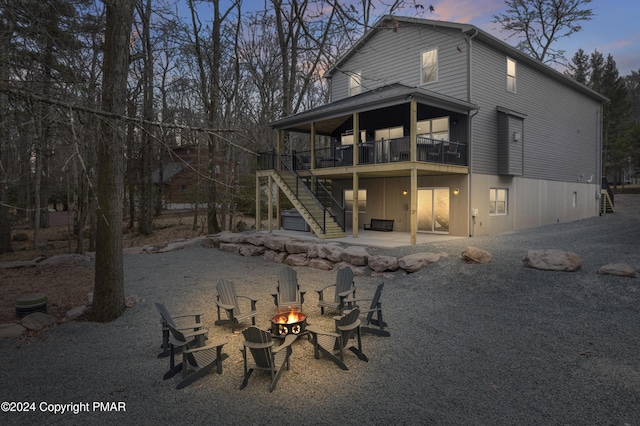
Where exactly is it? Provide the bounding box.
[12,233,29,242]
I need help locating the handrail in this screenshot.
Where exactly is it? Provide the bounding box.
[271,151,345,234]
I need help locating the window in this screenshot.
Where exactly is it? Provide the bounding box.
[489,188,508,215]
[349,71,361,96]
[507,57,516,93]
[421,48,438,84]
[417,116,449,140]
[344,189,367,212]
[341,130,366,145]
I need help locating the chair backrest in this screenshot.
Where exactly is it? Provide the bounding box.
[217,279,241,313]
[277,266,299,304]
[243,326,274,369]
[166,322,188,346]
[369,283,384,310]
[155,302,176,328]
[335,308,360,347]
[334,268,354,301]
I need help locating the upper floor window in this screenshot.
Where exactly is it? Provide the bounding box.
[349,71,361,96]
[421,48,438,85]
[507,57,516,93]
[490,188,508,215]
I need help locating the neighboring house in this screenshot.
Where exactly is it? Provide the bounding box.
[153,145,231,209]
[256,16,608,243]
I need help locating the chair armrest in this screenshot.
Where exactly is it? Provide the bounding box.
[184,339,228,354]
[243,340,273,350]
[214,300,235,311]
[273,334,298,353]
[306,325,340,338]
[171,312,203,321]
[337,319,361,332]
[237,295,260,303]
[338,287,356,298]
[181,328,209,340]
[316,284,336,294]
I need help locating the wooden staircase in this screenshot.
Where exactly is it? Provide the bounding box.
[271,171,346,239]
[600,189,614,214]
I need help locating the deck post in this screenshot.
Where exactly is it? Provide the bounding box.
[410,167,417,245]
[352,172,359,238]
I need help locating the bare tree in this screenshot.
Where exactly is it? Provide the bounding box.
[91,0,135,322]
[493,0,594,65]
[0,0,16,254]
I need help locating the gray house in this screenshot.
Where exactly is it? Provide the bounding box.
[256,16,608,244]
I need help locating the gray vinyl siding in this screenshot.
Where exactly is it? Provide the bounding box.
[330,24,468,103]
[471,41,601,182]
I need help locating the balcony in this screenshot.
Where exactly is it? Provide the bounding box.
[259,136,467,171]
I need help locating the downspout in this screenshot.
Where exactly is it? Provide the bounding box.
[467,29,479,237]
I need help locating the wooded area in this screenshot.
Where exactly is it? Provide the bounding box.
[1,0,638,321]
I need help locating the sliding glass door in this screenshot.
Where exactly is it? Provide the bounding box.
[417,188,449,233]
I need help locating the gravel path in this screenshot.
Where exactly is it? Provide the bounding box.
[1,195,639,425]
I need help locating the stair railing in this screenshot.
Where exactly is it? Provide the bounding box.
[273,152,345,234]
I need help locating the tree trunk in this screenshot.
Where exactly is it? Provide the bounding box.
[91,0,135,323]
[0,4,15,254]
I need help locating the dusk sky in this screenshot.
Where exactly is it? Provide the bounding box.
[212,0,639,77]
[429,0,640,76]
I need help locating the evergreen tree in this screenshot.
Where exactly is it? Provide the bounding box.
[565,48,590,84]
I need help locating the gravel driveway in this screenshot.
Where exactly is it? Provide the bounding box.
[1,195,639,425]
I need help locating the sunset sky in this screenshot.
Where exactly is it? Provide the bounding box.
[429,0,639,76]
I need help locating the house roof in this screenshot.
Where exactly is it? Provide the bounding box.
[270,83,478,134]
[152,162,183,184]
[325,15,608,104]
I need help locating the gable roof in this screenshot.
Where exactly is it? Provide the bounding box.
[270,83,478,134]
[325,15,607,103]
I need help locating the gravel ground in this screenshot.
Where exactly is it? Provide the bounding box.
[1,195,639,425]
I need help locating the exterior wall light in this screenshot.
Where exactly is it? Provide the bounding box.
[453,188,460,195]
[403,189,408,195]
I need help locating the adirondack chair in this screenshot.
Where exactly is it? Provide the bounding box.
[214,279,259,333]
[345,282,390,337]
[239,326,298,392]
[166,323,228,389]
[154,302,206,358]
[272,266,306,311]
[316,267,356,315]
[306,308,368,370]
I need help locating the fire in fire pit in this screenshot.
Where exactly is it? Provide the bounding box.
[271,308,307,336]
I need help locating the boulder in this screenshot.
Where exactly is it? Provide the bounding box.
[340,246,370,266]
[244,233,269,246]
[264,250,288,263]
[309,258,334,270]
[368,255,400,272]
[284,253,310,267]
[125,294,142,307]
[0,323,26,338]
[318,244,344,262]
[219,243,241,254]
[66,305,89,320]
[239,244,266,257]
[597,262,637,278]
[262,236,290,252]
[307,244,322,259]
[522,249,582,272]
[461,246,492,264]
[336,262,366,276]
[399,252,442,273]
[216,231,246,244]
[286,241,312,254]
[20,312,56,331]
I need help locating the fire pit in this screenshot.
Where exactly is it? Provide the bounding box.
[270,308,307,336]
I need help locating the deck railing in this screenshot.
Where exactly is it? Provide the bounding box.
[263,137,467,171]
